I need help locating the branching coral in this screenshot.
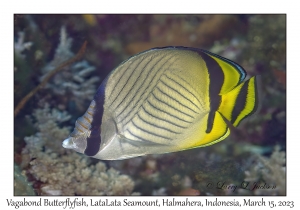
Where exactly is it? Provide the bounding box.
[21,105,136,196]
[14,31,33,59]
[41,26,100,110]
[14,164,35,196]
[15,23,136,196]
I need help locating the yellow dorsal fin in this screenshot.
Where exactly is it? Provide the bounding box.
[202,50,247,94]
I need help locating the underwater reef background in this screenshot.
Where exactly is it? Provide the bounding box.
[14,14,286,196]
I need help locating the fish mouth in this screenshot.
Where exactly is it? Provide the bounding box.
[62,132,88,154]
[62,137,76,149]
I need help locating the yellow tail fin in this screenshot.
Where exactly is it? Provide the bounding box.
[218,76,260,127]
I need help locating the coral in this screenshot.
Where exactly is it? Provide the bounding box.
[21,105,137,196]
[41,26,100,111]
[241,145,286,195]
[14,31,33,59]
[14,163,35,196]
[22,104,71,157]
[152,187,167,196]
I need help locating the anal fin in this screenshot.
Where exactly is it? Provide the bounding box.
[192,111,230,148]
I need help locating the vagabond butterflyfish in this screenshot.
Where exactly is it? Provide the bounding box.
[62,46,259,160]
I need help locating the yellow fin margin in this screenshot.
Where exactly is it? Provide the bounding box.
[232,76,258,127]
[190,112,230,149]
[207,54,243,94]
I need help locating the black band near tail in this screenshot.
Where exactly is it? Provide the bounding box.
[197,51,223,134]
[206,111,215,133]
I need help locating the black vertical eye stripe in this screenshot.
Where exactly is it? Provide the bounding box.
[84,78,108,156]
[84,127,101,156]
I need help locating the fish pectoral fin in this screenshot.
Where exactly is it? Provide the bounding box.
[119,134,166,147]
[193,111,230,148]
[96,133,169,160]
